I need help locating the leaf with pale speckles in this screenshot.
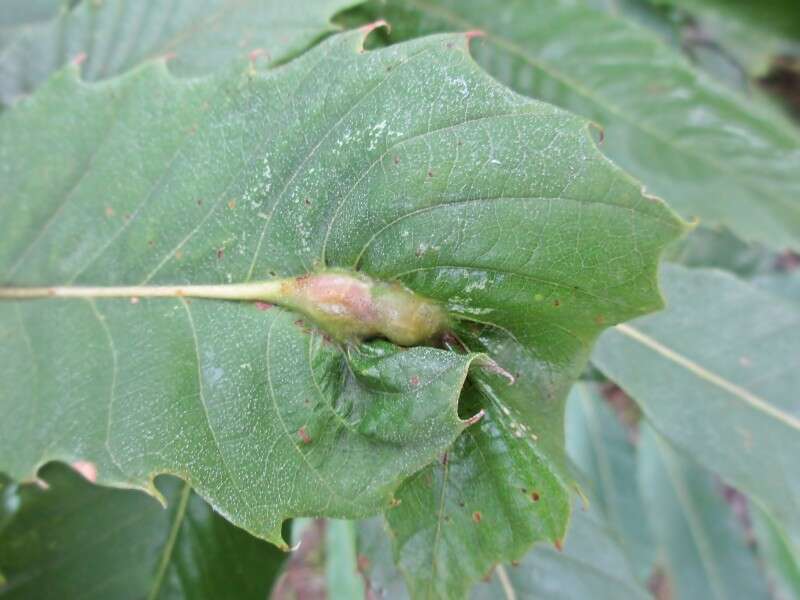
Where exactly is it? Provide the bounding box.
[358,0,800,250]
[0,21,684,576]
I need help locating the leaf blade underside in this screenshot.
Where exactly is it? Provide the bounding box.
[0,27,685,554]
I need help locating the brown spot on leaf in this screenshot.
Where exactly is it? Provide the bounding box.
[298,426,311,444]
[554,539,563,552]
[531,491,540,502]
[553,299,561,307]
[255,302,273,311]
[472,511,482,523]
[216,248,224,259]
[104,206,115,218]
[594,314,605,325]
[410,375,420,386]
[227,199,237,209]
[389,498,402,508]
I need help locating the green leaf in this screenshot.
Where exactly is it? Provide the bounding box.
[751,504,800,600]
[650,0,800,76]
[592,264,800,553]
[326,520,367,600]
[384,309,667,598]
[358,497,652,600]
[356,518,411,599]
[665,226,777,278]
[363,0,800,250]
[753,269,800,306]
[472,499,651,600]
[637,424,771,600]
[0,0,71,28]
[565,382,654,582]
[360,500,653,600]
[0,0,360,105]
[0,25,684,550]
[0,463,285,600]
[385,380,572,599]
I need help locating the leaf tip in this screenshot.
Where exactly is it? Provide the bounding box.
[358,19,390,51]
[588,121,605,145]
[464,409,486,427]
[143,476,168,509]
[476,356,516,384]
[70,460,97,483]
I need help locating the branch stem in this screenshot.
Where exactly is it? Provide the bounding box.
[0,272,449,346]
[0,281,285,302]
